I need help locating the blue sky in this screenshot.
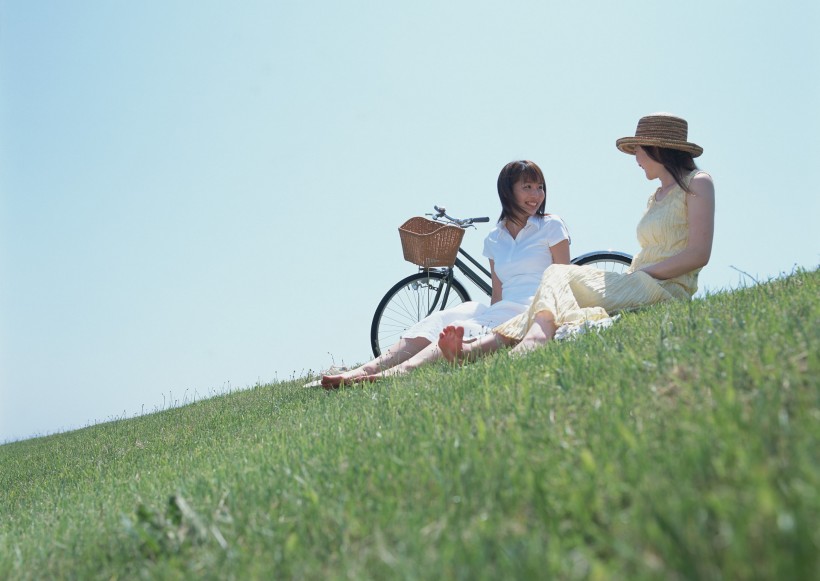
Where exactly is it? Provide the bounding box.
[2,0,818,442]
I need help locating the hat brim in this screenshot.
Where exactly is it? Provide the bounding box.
[616,136,703,157]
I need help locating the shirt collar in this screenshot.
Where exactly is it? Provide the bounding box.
[500,215,539,232]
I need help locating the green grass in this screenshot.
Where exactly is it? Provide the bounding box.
[1,268,818,580]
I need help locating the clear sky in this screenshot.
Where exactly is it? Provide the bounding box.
[2,0,818,443]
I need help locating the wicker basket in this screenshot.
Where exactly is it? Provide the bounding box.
[398,217,465,268]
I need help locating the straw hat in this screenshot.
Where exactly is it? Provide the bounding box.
[616,113,703,157]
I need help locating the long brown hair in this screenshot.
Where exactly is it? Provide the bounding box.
[497,160,547,226]
[642,146,698,192]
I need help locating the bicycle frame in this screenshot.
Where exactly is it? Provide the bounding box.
[453,248,492,295]
[417,247,492,318]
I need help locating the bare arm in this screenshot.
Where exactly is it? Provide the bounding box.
[489,260,503,305]
[550,239,571,265]
[640,173,715,280]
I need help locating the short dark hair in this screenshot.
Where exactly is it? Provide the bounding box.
[497,160,546,225]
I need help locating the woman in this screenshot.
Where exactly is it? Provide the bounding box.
[322,160,571,387]
[439,113,715,360]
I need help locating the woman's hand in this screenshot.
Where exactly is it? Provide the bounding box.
[640,173,715,280]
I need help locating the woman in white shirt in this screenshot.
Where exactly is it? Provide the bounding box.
[321,160,570,387]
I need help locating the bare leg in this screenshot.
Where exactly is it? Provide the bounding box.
[322,337,431,388]
[438,325,514,364]
[510,311,557,354]
[361,339,450,381]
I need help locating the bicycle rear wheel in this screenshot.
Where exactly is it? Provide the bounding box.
[571,251,632,273]
[370,271,471,357]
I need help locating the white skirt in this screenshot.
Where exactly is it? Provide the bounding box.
[402,299,529,343]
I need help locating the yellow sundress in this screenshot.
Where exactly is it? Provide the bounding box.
[494,170,707,340]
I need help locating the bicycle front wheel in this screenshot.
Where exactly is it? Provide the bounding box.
[370,272,471,357]
[571,251,633,273]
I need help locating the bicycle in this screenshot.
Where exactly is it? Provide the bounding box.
[370,206,633,357]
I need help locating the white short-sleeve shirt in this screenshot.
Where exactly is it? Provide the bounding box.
[482,214,570,305]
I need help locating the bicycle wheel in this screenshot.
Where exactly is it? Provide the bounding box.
[370,272,471,357]
[571,250,633,273]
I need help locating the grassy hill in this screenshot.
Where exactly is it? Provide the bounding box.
[1,268,817,580]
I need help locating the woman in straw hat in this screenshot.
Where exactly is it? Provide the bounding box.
[321,160,571,387]
[438,113,715,360]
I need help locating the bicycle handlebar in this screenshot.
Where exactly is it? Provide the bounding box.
[431,205,490,227]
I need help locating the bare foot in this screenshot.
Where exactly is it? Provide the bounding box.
[321,368,368,389]
[509,337,542,355]
[321,375,344,389]
[509,311,555,355]
[438,326,465,362]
